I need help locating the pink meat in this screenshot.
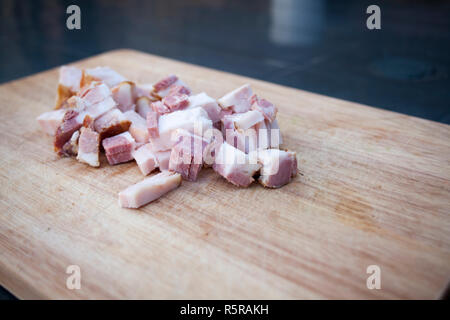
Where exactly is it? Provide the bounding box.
[84,67,127,88]
[153,75,178,92]
[212,142,261,187]
[169,130,210,181]
[37,109,67,136]
[123,110,149,143]
[136,96,153,119]
[59,66,82,92]
[146,111,159,139]
[102,131,136,165]
[151,101,170,115]
[132,143,158,175]
[162,94,189,112]
[77,126,100,167]
[111,81,137,112]
[54,110,84,154]
[168,85,191,96]
[251,95,277,122]
[118,171,182,208]
[257,149,297,188]
[153,149,171,171]
[218,84,253,113]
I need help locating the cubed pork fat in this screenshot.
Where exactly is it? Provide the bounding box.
[54,110,84,154]
[37,109,67,136]
[212,142,261,187]
[132,143,158,175]
[93,108,131,141]
[83,66,127,88]
[118,171,182,208]
[111,81,137,112]
[76,126,100,167]
[61,130,80,157]
[123,110,149,143]
[169,129,210,181]
[102,131,136,165]
[136,96,153,119]
[150,107,212,152]
[152,75,190,98]
[55,66,83,109]
[218,84,253,113]
[187,92,222,123]
[250,95,277,122]
[257,149,297,188]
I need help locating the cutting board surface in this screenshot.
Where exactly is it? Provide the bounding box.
[0,50,449,299]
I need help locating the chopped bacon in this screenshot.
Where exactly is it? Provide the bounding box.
[169,129,210,181]
[102,131,135,165]
[123,110,149,143]
[187,92,222,123]
[136,96,153,119]
[267,118,283,147]
[55,66,83,109]
[153,75,178,93]
[162,93,189,112]
[76,126,100,167]
[168,85,191,96]
[218,84,253,113]
[153,149,171,171]
[146,111,159,139]
[224,128,258,154]
[223,110,264,130]
[111,81,137,112]
[212,142,261,187]
[37,109,67,136]
[257,149,297,188]
[151,101,170,115]
[150,107,212,152]
[132,143,158,176]
[54,110,84,155]
[135,83,157,100]
[61,130,80,157]
[118,171,182,208]
[94,108,131,141]
[251,95,277,122]
[83,66,127,88]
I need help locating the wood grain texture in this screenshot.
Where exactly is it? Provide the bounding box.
[0,49,449,299]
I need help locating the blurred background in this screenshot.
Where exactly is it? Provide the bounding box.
[0,0,449,299]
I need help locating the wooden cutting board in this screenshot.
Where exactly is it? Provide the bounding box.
[0,49,449,299]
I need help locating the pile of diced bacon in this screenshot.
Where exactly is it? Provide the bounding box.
[37,66,298,209]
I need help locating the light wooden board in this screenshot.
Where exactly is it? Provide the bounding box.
[0,49,449,299]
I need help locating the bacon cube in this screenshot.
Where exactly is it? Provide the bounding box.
[187,92,222,123]
[132,143,158,176]
[257,149,297,188]
[123,110,149,143]
[102,131,136,165]
[77,126,100,167]
[251,95,277,122]
[37,109,67,136]
[111,81,137,112]
[118,171,182,209]
[218,84,253,113]
[55,66,82,109]
[83,66,127,88]
[94,108,131,141]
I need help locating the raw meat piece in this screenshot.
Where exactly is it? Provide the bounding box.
[132,143,158,175]
[77,126,100,167]
[78,82,111,107]
[83,66,127,88]
[153,149,171,171]
[93,108,131,141]
[251,95,277,122]
[55,66,82,109]
[136,96,153,119]
[102,131,136,165]
[149,107,212,151]
[118,171,182,208]
[111,81,137,112]
[223,110,264,130]
[257,149,297,188]
[54,110,84,154]
[36,109,67,135]
[267,119,283,147]
[212,142,261,187]
[169,129,210,181]
[223,127,258,154]
[161,94,189,112]
[218,84,252,113]
[168,85,191,96]
[151,101,170,115]
[123,110,149,143]
[187,92,222,123]
[146,111,159,139]
[135,83,156,99]
[152,75,190,98]
[61,130,80,157]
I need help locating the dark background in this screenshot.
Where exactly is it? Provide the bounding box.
[1,0,449,299]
